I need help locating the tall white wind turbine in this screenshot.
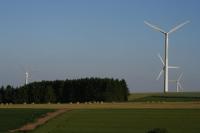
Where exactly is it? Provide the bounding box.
[145,21,189,93]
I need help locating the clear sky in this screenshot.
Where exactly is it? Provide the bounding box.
[0,0,200,92]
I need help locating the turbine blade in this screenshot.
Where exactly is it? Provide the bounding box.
[178,73,183,81]
[157,53,165,66]
[144,21,166,34]
[169,66,179,69]
[178,83,183,90]
[156,70,163,80]
[168,21,190,34]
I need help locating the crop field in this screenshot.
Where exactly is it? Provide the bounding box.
[0,109,53,133]
[128,92,200,102]
[30,109,200,133]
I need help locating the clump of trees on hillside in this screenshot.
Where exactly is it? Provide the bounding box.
[0,78,129,104]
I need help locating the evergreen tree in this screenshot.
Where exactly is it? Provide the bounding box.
[0,78,129,103]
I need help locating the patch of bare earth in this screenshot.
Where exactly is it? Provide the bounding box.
[10,109,69,132]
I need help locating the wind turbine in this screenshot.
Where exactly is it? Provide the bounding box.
[145,20,189,93]
[20,65,34,85]
[25,71,30,85]
[169,73,183,92]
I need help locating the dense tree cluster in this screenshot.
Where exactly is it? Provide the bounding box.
[0,78,129,103]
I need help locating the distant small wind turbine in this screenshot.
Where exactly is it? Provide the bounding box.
[169,73,183,92]
[20,65,36,85]
[145,20,189,93]
[25,71,30,85]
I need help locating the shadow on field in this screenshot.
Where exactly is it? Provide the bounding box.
[146,128,168,133]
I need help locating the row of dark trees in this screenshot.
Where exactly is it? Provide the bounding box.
[0,78,129,103]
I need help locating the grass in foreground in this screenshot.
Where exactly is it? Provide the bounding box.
[31,109,200,133]
[0,109,53,133]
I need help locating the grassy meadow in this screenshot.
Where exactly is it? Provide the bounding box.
[0,109,53,133]
[31,109,200,133]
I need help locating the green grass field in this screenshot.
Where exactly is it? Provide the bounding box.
[30,109,200,133]
[0,109,53,133]
[128,92,200,102]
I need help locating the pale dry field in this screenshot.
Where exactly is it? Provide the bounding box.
[1,102,200,109]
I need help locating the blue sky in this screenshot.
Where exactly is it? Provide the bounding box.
[0,0,200,92]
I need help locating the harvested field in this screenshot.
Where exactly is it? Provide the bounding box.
[1,102,200,109]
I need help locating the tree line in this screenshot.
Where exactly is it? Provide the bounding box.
[0,78,129,103]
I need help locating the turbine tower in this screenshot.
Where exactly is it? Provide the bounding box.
[145,21,189,93]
